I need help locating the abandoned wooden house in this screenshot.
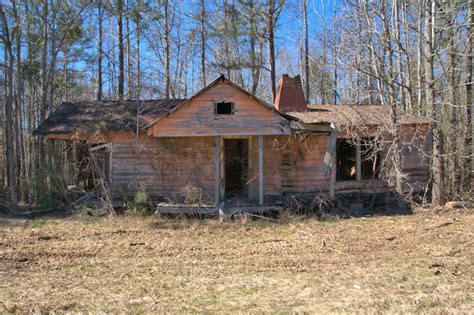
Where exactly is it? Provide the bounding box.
[34,75,431,213]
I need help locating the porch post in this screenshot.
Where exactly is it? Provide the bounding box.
[108,142,113,184]
[327,125,339,200]
[258,135,264,206]
[356,138,362,181]
[330,153,336,200]
[215,136,221,209]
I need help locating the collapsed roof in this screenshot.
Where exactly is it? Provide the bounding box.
[33,99,186,136]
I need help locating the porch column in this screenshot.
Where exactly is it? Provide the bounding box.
[215,136,221,209]
[328,123,340,200]
[108,142,113,184]
[258,135,264,206]
[356,138,362,181]
[330,153,336,200]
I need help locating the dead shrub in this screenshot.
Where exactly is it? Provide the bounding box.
[283,193,342,219]
[179,184,203,205]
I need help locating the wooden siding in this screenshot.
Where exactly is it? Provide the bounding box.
[248,136,283,197]
[110,133,215,199]
[278,130,429,195]
[151,82,289,137]
[109,133,285,200]
[107,126,430,201]
[279,135,331,193]
[400,124,430,191]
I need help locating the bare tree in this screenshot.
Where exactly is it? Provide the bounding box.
[200,0,207,86]
[0,3,18,204]
[164,0,170,98]
[425,0,444,205]
[97,0,104,101]
[265,0,284,101]
[302,0,309,100]
[467,0,473,192]
[118,0,124,101]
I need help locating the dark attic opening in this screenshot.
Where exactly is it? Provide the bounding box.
[215,101,234,115]
[224,138,249,198]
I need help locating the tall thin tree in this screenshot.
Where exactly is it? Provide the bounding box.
[425,0,444,205]
[118,0,125,101]
[0,4,18,204]
[97,0,104,101]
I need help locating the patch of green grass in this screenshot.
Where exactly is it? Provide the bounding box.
[27,219,58,229]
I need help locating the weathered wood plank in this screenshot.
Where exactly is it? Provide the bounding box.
[356,138,362,181]
[215,136,221,208]
[329,153,336,199]
[322,131,337,175]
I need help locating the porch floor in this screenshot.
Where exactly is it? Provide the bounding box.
[156,198,283,215]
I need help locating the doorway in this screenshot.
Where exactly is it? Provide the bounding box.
[224,138,249,198]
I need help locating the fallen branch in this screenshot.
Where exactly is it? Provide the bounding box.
[242,212,279,221]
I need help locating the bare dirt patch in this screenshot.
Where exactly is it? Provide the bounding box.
[0,209,473,313]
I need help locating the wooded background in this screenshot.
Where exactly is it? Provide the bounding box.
[0,0,472,206]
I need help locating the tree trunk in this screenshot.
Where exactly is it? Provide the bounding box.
[200,0,206,86]
[164,0,170,98]
[97,0,103,101]
[363,1,384,105]
[118,0,125,101]
[136,1,141,99]
[416,3,424,112]
[13,0,25,202]
[126,0,132,99]
[401,0,414,110]
[332,3,337,104]
[446,5,459,197]
[266,0,283,101]
[25,0,36,202]
[382,0,404,198]
[248,0,260,95]
[0,4,18,204]
[40,0,49,121]
[466,0,473,192]
[394,0,405,110]
[425,0,444,206]
[303,0,309,101]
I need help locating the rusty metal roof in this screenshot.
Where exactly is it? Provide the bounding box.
[33,99,187,136]
[286,104,431,126]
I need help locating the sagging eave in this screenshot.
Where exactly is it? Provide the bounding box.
[289,121,334,134]
[42,132,118,144]
[43,133,90,141]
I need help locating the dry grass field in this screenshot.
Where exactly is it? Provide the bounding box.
[0,208,473,313]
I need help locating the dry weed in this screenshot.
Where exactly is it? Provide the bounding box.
[0,209,473,313]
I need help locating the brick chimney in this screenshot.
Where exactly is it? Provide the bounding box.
[274,74,307,113]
